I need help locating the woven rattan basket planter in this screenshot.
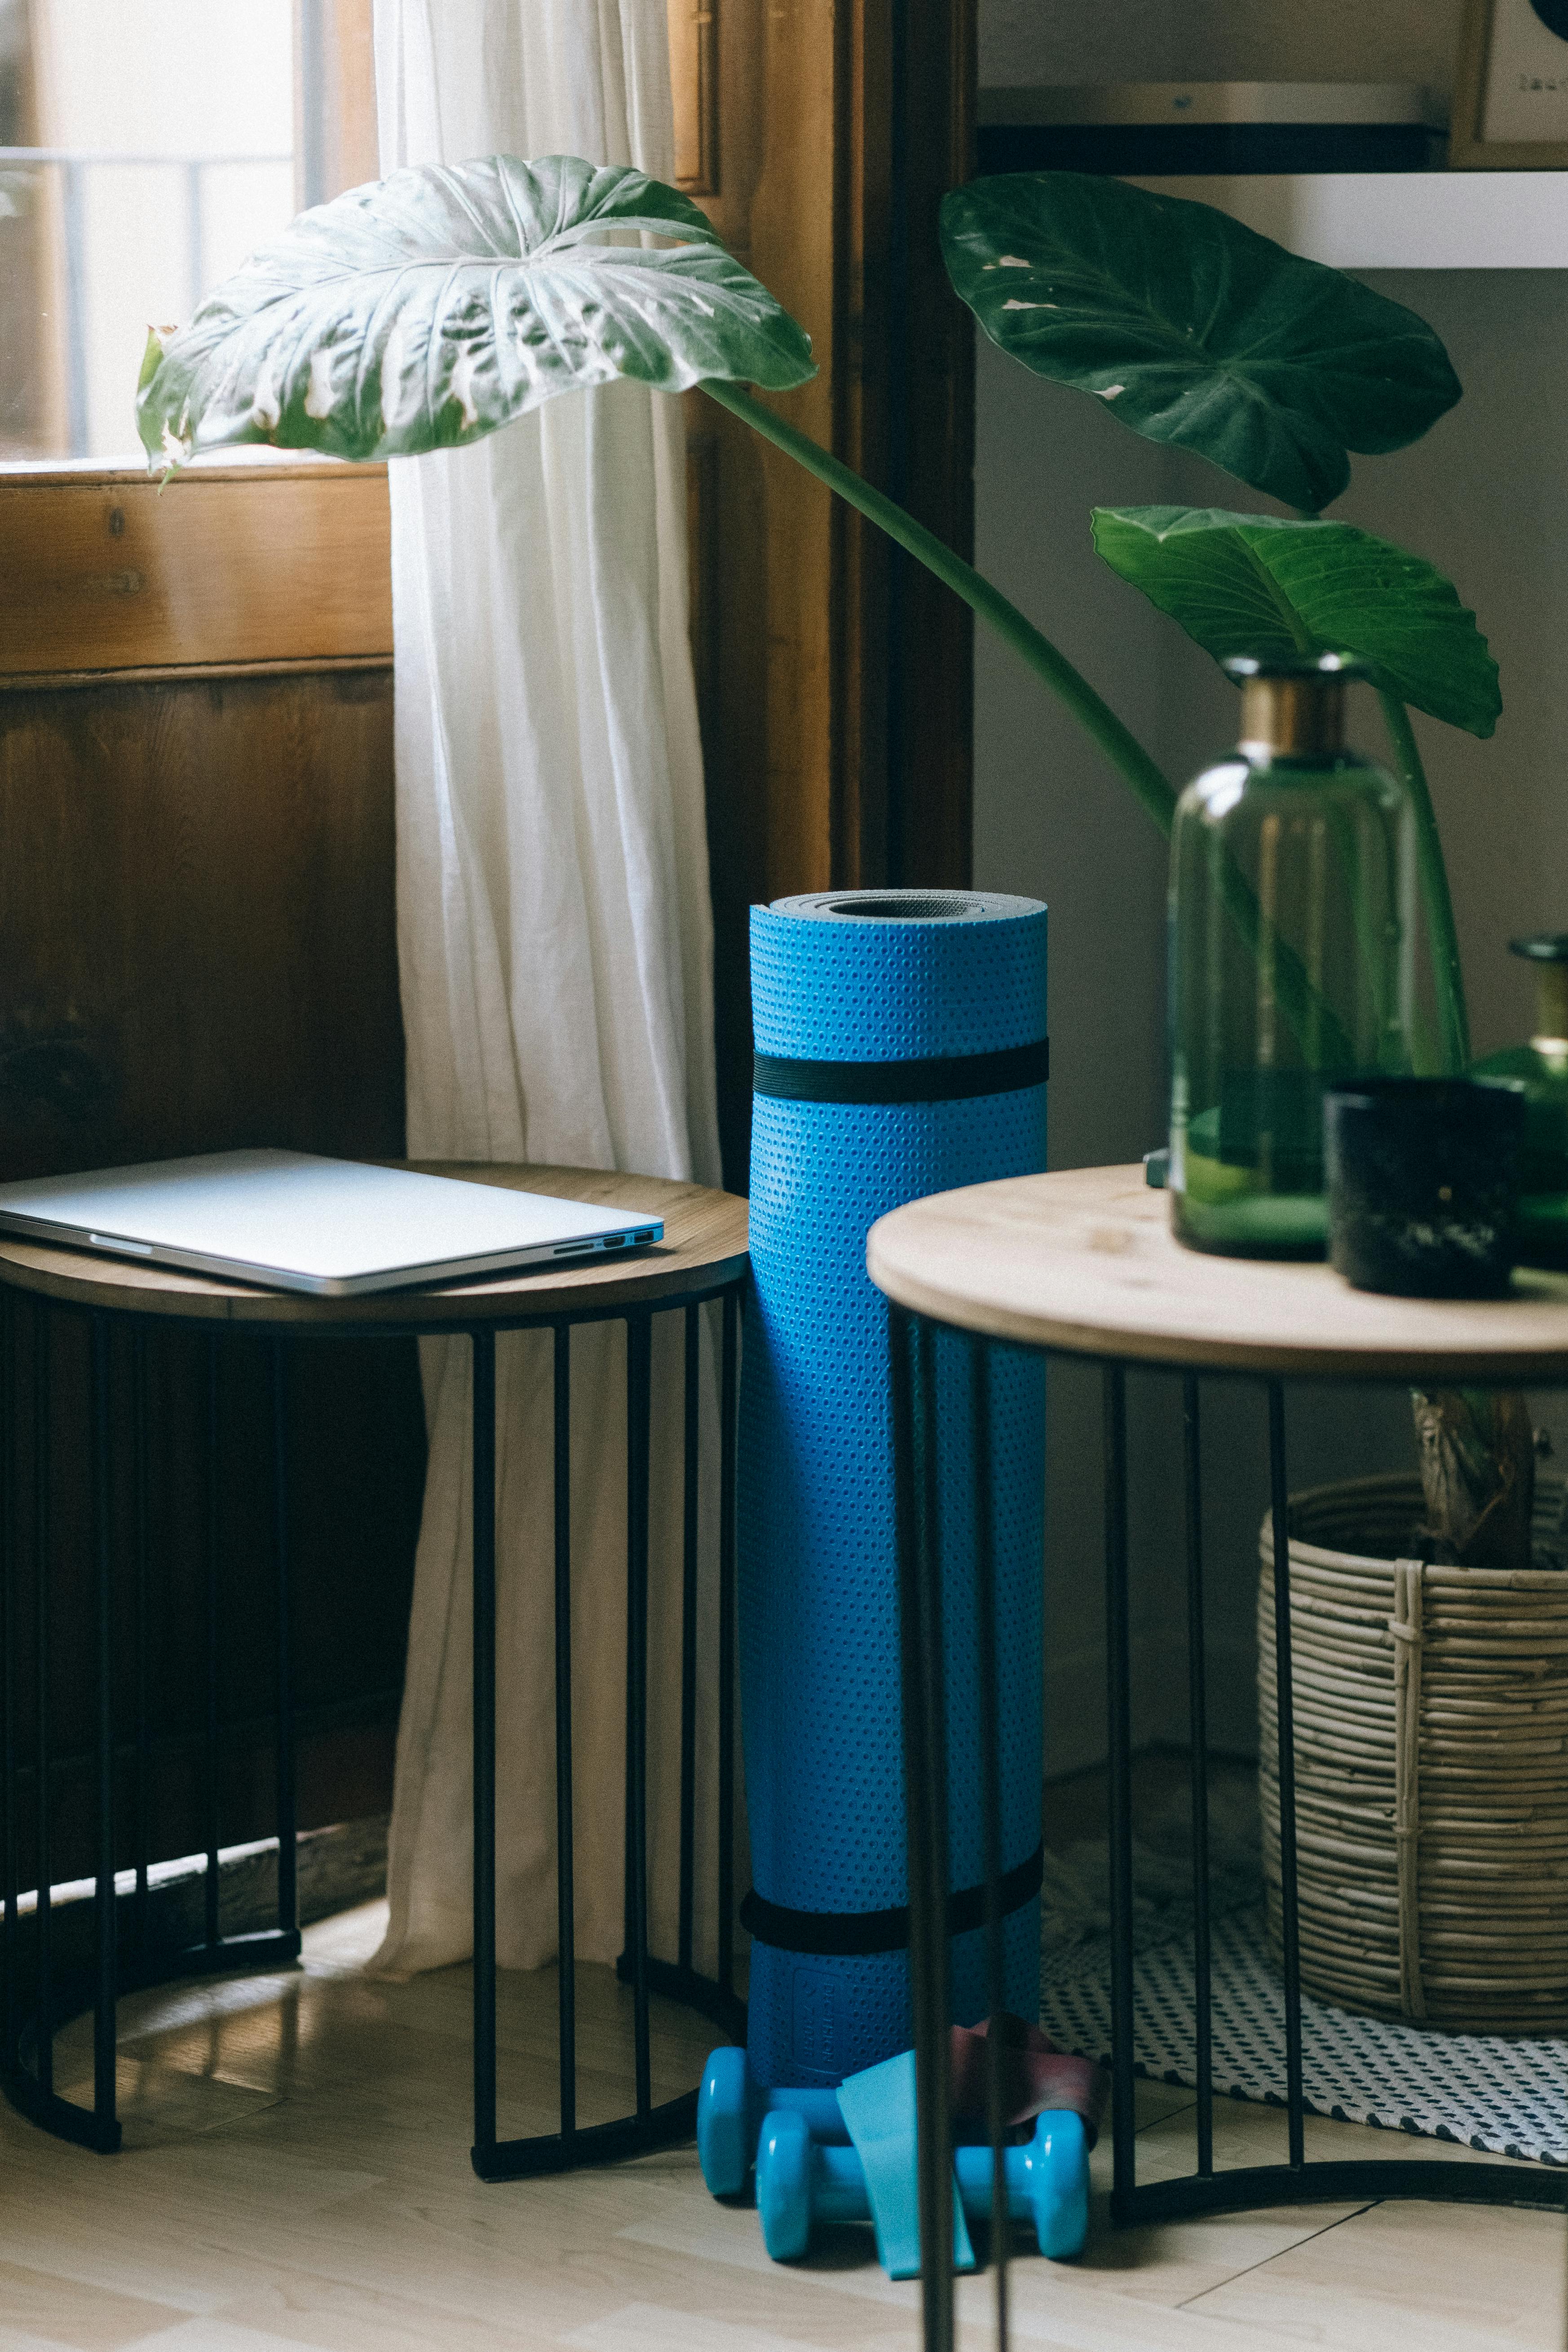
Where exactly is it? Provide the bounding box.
[1258,1472,1568,2034]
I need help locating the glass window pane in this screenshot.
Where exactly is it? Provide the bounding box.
[0,0,374,466]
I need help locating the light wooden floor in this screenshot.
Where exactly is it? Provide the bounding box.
[0,1901,1563,2352]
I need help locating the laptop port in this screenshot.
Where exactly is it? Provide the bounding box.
[553,1241,594,1256]
[601,1234,627,1248]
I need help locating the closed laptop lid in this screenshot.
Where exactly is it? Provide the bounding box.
[0,1150,661,1287]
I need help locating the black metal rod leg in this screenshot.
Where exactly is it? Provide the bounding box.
[204,1334,220,1952]
[2,1290,15,2067]
[678,1304,699,1977]
[970,1335,1008,2334]
[892,1307,954,2352]
[1268,1382,1305,2170]
[91,1313,116,2139]
[471,1328,498,2170]
[625,1312,653,2123]
[917,1316,954,2316]
[34,1301,51,2096]
[717,1290,738,1998]
[1104,1363,1136,2217]
[272,1341,296,1942]
[132,1328,150,1957]
[1183,1372,1213,2178]
[553,1325,576,2146]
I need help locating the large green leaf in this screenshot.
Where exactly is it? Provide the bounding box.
[137,153,815,467]
[1091,506,1499,737]
[942,174,1460,514]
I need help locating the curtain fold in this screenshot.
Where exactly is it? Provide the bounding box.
[370,0,721,1977]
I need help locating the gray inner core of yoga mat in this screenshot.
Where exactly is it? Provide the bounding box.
[773,888,1046,924]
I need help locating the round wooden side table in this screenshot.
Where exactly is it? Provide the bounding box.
[0,1161,748,2180]
[868,1162,1568,2352]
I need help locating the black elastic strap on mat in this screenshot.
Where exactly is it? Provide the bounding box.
[740,1841,1045,1957]
[753,1038,1048,1105]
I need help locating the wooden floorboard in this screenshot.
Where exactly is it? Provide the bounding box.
[0,1901,1561,2351]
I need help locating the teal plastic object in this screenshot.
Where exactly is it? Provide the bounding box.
[836,2049,975,2279]
[754,2107,1090,2269]
[753,2110,817,2263]
[697,2045,848,2197]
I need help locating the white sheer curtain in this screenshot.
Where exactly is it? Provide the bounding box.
[370,0,722,1976]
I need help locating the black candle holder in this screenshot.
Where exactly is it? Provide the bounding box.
[1324,1076,1524,1299]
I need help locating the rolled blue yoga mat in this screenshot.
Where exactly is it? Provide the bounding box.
[739,888,1048,2086]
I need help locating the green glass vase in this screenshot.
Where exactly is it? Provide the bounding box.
[1472,935,1568,1270]
[1169,654,1416,1259]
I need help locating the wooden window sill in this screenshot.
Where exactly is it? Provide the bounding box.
[0,463,392,680]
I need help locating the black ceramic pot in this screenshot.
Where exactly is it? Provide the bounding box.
[1324,1077,1524,1299]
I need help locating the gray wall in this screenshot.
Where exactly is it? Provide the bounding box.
[974,273,1568,1773]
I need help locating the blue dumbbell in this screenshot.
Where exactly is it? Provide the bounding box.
[697,2046,849,2197]
[754,2104,1090,2264]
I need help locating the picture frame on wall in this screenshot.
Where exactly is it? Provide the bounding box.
[1453,0,1568,164]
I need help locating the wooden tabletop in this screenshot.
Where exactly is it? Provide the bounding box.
[866,1163,1568,1383]
[0,1163,748,1330]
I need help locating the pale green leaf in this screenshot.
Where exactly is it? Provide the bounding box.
[137,153,815,467]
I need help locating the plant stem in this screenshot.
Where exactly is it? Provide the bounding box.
[701,378,1179,835]
[1377,691,1471,1074]
[707,377,1357,1064]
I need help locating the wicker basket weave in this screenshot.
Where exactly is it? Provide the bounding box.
[1258,1472,1568,2034]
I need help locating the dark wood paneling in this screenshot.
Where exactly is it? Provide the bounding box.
[892,0,976,889]
[830,0,977,891]
[0,669,403,1176]
[2,664,422,1880]
[683,402,772,1187]
[2,1307,424,1890]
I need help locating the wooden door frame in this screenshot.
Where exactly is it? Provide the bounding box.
[675,0,978,1183]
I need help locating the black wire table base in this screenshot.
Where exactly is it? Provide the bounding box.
[888,1304,1568,2352]
[468,1294,746,2180]
[0,1281,746,2178]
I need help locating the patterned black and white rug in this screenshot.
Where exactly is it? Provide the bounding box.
[1037,1780,1568,2167]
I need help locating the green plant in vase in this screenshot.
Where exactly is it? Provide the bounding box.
[135,155,1525,1564]
[936,173,1522,1560]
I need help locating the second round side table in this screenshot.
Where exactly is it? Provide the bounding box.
[0,1160,748,2181]
[869,1161,1568,2352]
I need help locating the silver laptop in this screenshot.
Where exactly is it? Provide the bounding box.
[0,1150,665,1298]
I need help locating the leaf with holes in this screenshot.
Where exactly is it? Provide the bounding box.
[942,173,1460,513]
[136,152,816,467]
[1092,506,1500,736]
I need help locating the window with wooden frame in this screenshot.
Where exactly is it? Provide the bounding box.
[0,0,975,1862]
[0,0,389,683]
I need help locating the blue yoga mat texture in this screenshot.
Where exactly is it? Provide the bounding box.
[740,889,1049,2086]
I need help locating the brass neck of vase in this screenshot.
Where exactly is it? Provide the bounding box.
[1534,962,1568,1052]
[1239,675,1346,763]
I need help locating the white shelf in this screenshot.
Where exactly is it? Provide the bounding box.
[1126,172,1568,268]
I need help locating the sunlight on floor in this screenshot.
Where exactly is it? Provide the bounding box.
[0,1900,1561,2351]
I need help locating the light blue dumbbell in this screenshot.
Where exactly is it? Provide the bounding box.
[754,2104,1090,2264]
[697,2046,849,2197]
